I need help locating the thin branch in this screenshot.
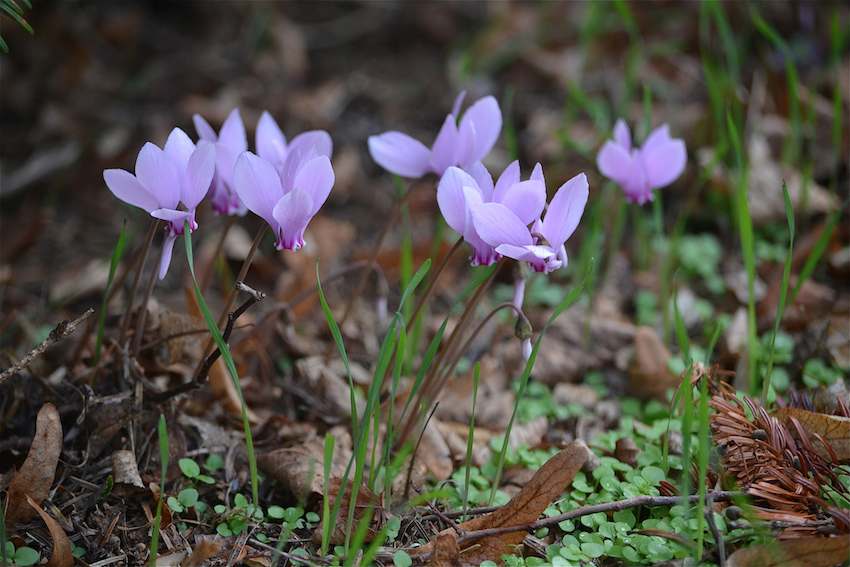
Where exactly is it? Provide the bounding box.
[0,309,94,384]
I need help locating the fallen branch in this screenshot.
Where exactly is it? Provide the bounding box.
[0,308,94,385]
[453,490,741,548]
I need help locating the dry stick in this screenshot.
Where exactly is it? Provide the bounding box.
[706,491,726,567]
[451,491,741,548]
[404,237,463,333]
[192,224,267,380]
[119,220,158,345]
[0,309,94,384]
[339,189,413,328]
[149,282,265,402]
[130,235,169,358]
[199,216,236,292]
[403,402,440,501]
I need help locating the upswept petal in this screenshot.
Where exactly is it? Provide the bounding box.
[458,96,501,165]
[460,186,498,266]
[279,143,318,193]
[104,169,159,212]
[429,115,459,175]
[436,166,476,234]
[218,108,248,154]
[471,202,534,248]
[163,128,195,168]
[135,143,180,209]
[467,161,494,202]
[613,119,631,150]
[233,152,284,229]
[541,173,588,248]
[257,111,287,164]
[451,91,467,119]
[641,124,672,154]
[272,188,314,250]
[158,233,178,280]
[596,141,635,185]
[293,155,334,216]
[642,137,686,189]
[193,114,217,142]
[499,180,546,225]
[530,162,545,185]
[368,132,431,178]
[288,130,333,160]
[493,160,520,203]
[454,119,478,169]
[183,141,216,208]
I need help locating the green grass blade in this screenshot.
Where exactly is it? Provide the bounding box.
[789,210,840,305]
[94,222,129,364]
[462,362,481,520]
[150,415,169,567]
[183,224,259,505]
[0,2,33,34]
[695,375,710,558]
[320,432,335,555]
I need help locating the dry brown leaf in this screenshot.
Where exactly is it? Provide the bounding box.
[726,535,850,567]
[774,407,850,462]
[628,326,679,400]
[428,532,461,567]
[5,403,63,526]
[414,442,589,563]
[26,496,73,567]
[182,537,223,567]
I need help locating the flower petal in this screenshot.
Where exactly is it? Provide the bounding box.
[158,232,178,280]
[451,91,467,119]
[163,128,195,168]
[368,131,431,178]
[530,162,545,186]
[471,202,533,248]
[436,166,477,235]
[493,160,520,203]
[467,161,494,202]
[613,119,631,150]
[429,115,459,175]
[256,111,287,165]
[294,155,335,216]
[272,188,314,250]
[104,169,159,212]
[184,141,216,208]
[457,95,502,165]
[642,124,671,153]
[218,108,248,154]
[135,142,180,209]
[233,151,284,230]
[499,180,546,225]
[288,130,333,159]
[193,114,217,142]
[541,173,588,248]
[150,208,193,224]
[641,135,686,189]
[596,140,635,185]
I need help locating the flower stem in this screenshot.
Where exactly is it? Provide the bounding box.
[131,233,166,357]
[405,237,463,333]
[119,220,157,346]
[200,216,235,293]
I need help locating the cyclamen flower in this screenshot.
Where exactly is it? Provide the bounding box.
[471,170,589,273]
[193,109,249,216]
[104,128,215,279]
[368,92,502,178]
[596,119,686,205]
[255,111,333,182]
[233,150,334,251]
[437,161,546,266]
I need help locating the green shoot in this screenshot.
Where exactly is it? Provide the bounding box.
[320,433,335,555]
[761,184,795,400]
[149,415,169,567]
[462,362,481,520]
[183,223,259,505]
[789,210,840,306]
[94,222,129,364]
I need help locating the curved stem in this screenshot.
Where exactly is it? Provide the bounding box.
[405,237,463,333]
[131,235,166,357]
[200,216,235,293]
[119,220,158,346]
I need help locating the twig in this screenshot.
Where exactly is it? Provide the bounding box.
[706,491,726,566]
[453,491,741,548]
[149,282,264,402]
[0,309,94,384]
[403,403,440,501]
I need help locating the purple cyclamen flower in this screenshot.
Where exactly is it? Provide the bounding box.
[596,119,686,205]
[255,111,333,184]
[471,170,589,273]
[233,149,335,251]
[104,128,215,279]
[368,92,502,178]
[437,161,547,266]
[193,109,249,216]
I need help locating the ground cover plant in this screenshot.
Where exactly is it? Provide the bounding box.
[1,2,848,566]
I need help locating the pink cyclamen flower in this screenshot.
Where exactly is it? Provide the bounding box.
[471,170,589,273]
[368,92,502,178]
[193,108,249,216]
[437,161,546,266]
[104,128,215,279]
[596,119,686,205]
[233,150,334,251]
[255,111,333,185]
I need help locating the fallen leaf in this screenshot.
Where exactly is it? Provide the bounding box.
[111,449,144,493]
[5,403,63,526]
[26,496,73,567]
[182,538,223,567]
[428,532,460,567]
[628,327,679,400]
[726,535,850,567]
[773,407,850,462]
[615,438,640,467]
[414,442,589,563]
